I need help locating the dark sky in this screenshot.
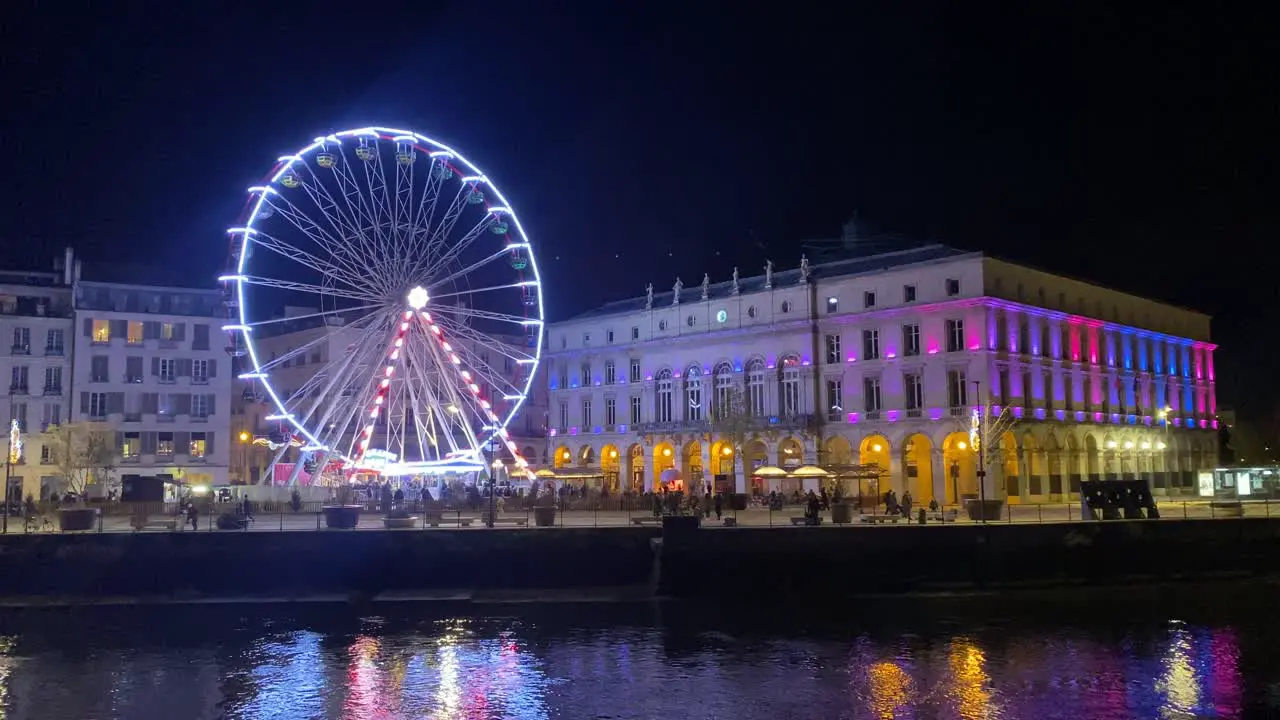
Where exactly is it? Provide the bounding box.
[1,3,1274,418]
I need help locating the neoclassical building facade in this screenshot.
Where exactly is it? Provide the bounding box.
[544,245,1218,504]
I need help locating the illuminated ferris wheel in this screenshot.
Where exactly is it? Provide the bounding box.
[220,126,544,479]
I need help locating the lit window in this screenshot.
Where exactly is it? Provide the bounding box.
[190,432,207,458]
[92,320,110,343]
[122,433,140,459]
[161,322,175,340]
[127,321,144,344]
[826,297,839,313]
[157,433,174,457]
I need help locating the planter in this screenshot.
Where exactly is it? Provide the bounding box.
[831,502,854,524]
[322,505,361,529]
[382,515,418,529]
[662,515,701,533]
[58,507,98,532]
[729,494,748,512]
[533,506,557,527]
[216,513,248,530]
[964,499,1005,522]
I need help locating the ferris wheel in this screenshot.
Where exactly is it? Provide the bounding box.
[220,126,544,480]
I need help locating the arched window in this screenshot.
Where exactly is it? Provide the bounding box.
[713,362,735,416]
[655,369,673,423]
[780,355,801,416]
[685,365,703,422]
[746,358,766,416]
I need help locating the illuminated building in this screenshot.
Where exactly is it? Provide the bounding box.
[545,240,1217,501]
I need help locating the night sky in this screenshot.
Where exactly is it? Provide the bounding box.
[2,4,1274,422]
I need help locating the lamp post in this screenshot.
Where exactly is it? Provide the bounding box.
[971,379,987,524]
[487,436,499,528]
[238,431,251,485]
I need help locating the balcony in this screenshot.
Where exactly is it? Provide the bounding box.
[90,375,108,384]
[8,384,28,395]
[124,375,143,384]
[905,408,923,419]
[10,344,30,355]
[123,413,142,423]
[42,384,62,396]
[44,345,64,356]
[158,375,176,385]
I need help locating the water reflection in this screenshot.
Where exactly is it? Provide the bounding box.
[0,596,1267,719]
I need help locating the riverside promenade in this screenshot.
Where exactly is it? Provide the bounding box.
[2,497,1272,534]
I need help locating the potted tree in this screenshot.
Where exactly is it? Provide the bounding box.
[43,422,114,532]
[383,485,418,528]
[828,479,853,524]
[533,482,557,527]
[320,463,361,529]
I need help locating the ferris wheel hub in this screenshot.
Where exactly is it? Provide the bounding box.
[406,286,430,310]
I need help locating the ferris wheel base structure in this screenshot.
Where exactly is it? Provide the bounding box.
[224,126,545,487]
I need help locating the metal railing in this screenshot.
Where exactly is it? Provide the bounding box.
[2,495,1276,534]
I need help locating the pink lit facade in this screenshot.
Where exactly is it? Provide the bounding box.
[545,247,1217,503]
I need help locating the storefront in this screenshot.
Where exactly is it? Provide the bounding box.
[1207,467,1279,499]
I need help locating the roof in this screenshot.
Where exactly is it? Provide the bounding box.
[567,243,972,321]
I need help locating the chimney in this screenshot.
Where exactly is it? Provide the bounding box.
[73,258,81,285]
[63,247,74,285]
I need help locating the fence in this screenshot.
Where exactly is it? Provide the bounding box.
[1,495,1276,534]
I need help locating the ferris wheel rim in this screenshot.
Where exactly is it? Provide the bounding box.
[224,125,546,469]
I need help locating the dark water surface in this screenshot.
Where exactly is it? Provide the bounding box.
[0,586,1276,719]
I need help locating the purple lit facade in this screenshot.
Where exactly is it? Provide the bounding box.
[546,245,1217,502]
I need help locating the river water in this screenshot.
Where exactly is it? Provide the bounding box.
[0,586,1274,719]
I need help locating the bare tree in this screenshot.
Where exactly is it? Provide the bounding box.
[710,385,754,493]
[42,422,116,503]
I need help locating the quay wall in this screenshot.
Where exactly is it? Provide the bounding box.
[0,519,1276,602]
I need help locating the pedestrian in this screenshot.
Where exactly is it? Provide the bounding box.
[901,491,913,519]
[713,493,723,521]
[186,502,198,531]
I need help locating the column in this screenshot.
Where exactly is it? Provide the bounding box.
[930,448,947,504]
[699,445,713,495]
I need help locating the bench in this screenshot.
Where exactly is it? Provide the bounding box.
[425,517,476,527]
[927,511,959,523]
[723,517,737,527]
[630,517,661,525]
[134,520,177,532]
[860,514,902,524]
[789,516,822,526]
[491,517,529,527]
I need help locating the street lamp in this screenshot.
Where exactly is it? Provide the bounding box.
[487,436,500,528]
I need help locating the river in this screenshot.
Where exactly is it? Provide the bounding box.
[0,585,1274,718]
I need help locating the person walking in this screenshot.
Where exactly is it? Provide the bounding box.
[713,492,723,521]
[186,502,199,531]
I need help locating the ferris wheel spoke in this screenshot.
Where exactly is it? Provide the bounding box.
[430,312,538,366]
[330,146,397,285]
[240,276,383,304]
[416,213,499,283]
[391,157,415,288]
[247,230,377,296]
[407,329,487,457]
[293,159,388,278]
[434,304,537,328]
[427,282,537,302]
[424,246,510,292]
[243,304,385,330]
[421,183,470,269]
[409,157,449,255]
[260,194,379,290]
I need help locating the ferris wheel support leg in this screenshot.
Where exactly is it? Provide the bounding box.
[264,444,290,486]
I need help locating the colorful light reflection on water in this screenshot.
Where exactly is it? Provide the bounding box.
[0,603,1264,719]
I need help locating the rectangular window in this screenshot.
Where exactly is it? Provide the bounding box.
[43,367,61,393]
[127,321,144,345]
[158,358,176,383]
[92,319,110,344]
[190,432,207,459]
[160,322,175,341]
[903,285,917,303]
[157,432,174,458]
[862,377,882,412]
[946,278,961,296]
[1044,372,1055,411]
[89,392,108,418]
[122,432,140,460]
[192,359,209,383]
[605,397,617,425]
[12,327,30,353]
[559,402,568,429]
[904,373,923,411]
[902,323,920,357]
[631,326,639,341]
[605,361,616,385]
[826,378,843,421]
[826,297,839,314]
[42,403,60,429]
[630,396,641,424]
[606,329,615,344]
[1063,375,1074,411]
[1022,371,1033,408]
[192,394,211,418]
[9,366,27,392]
[46,329,64,354]
[581,399,592,426]
[580,364,591,386]
[91,356,109,383]
[999,368,1010,403]
[862,329,880,360]
[945,319,965,352]
[947,371,968,408]
[863,291,876,309]
[582,332,591,346]
[11,403,26,431]
[629,359,641,383]
[824,333,842,364]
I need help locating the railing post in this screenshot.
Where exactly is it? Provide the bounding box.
[1038,504,1043,524]
[1183,502,1188,520]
